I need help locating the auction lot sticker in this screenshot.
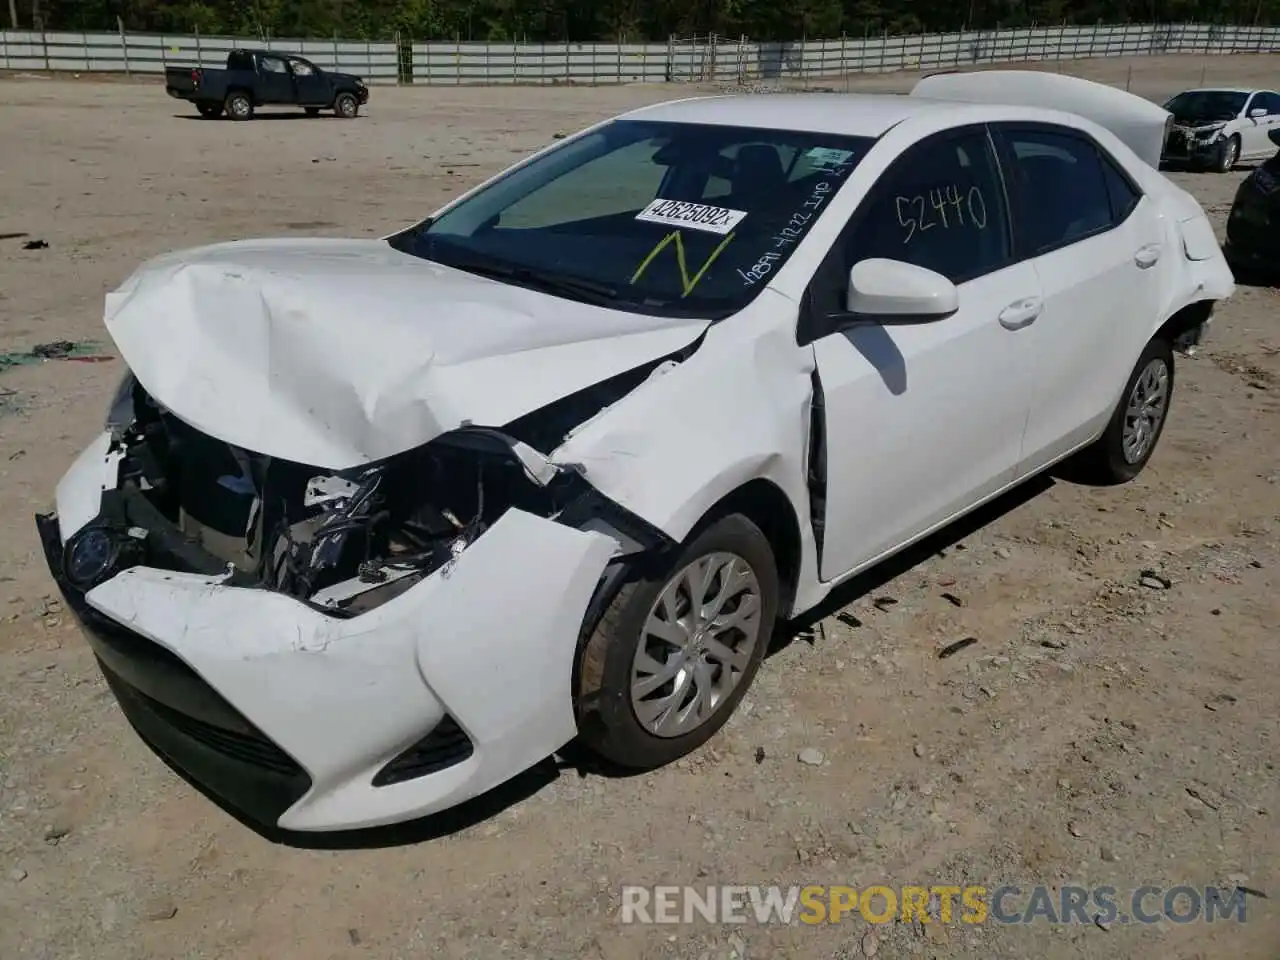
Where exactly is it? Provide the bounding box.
[636,199,748,235]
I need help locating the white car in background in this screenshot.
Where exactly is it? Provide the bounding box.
[1160,86,1280,171]
[37,71,1233,833]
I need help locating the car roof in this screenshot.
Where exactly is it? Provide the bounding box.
[231,48,302,58]
[621,93,962,138]
[1174,87,1262,95]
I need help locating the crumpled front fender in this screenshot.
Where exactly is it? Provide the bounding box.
[550,290,823,613]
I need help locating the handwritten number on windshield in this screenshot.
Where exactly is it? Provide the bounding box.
[896,184,987,243]
[631,230,736,298]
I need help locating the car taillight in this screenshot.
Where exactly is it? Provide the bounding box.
[191,68,199,87]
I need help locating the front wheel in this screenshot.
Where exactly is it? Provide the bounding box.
[334,92,359,119]
[1216,135,1241,173]
[574,513,778,769]
[224,91,253,121]
[1069,337,1175,485]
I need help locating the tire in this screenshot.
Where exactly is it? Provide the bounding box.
[196,103,223,119]
[305,107,321,117]
[1217,135,1240,173]
[574,513,779,769]
[334,92,359,119]
[224,91,253,121]
[1070,337,1175,485]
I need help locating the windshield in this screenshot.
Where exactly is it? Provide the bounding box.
[388,119,873,318]
[1164,90,1248,124]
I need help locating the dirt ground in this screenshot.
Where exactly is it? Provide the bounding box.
[1,53,1278,960]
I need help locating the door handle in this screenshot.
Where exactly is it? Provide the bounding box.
[998,296,1042,330]
[1134,243,1162,268]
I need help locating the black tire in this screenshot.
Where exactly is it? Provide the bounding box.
[224,91,253,121]
[574,513,779,769]
[1217,135,1240,173]
[334,92,359,119]
[305,107,321,117]
[196,103,223,119]
[1069,337,1175,485]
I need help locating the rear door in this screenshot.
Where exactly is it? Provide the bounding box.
[991,122,1166,474]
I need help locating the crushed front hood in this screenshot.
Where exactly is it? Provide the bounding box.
[104,238,709,469]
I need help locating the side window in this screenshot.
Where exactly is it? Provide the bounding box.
[999,128,1112,254]
[1101,156,1141,223]
[290,59,315,77]
[1258,92,1280,114]
[843,130,1010,284]
[260,56,287,74]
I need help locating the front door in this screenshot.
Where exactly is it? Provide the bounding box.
[807,127,1042,580]
[290,58,330,106]
[1242,91,1280,159]
[257,54,294,104]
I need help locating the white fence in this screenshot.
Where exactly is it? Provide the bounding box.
[0,30,400,83]
[2,21,1279,86]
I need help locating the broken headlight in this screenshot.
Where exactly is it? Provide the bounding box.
[264,427,669,616]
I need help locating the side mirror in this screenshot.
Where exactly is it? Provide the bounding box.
[841,258,959,324]
[1250,107,1268,119]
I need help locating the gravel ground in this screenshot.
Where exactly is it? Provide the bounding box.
[1,53,1278,960]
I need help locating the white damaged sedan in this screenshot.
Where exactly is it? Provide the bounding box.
[38,71,1233,833]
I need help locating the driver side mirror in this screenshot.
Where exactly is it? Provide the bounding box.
[839,258,959,325]
[1250,107,1268,119]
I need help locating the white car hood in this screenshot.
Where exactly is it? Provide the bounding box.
[104,238,708,469]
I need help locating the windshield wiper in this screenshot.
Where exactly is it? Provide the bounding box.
[448,258,621,306]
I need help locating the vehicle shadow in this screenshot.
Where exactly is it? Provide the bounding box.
[171,112,338,121]
[192,471,1057,849]
[1157,161,1260,174]
[151,742,569,850]
[773,472,1053,654]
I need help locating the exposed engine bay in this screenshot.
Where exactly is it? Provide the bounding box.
[88,376,667,616]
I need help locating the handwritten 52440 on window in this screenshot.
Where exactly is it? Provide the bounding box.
[895,184,988,244]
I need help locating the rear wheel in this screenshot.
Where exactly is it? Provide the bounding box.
[574,514,778,769]
[225,91,253,121]
[1069,336,1174,485]
[334,92,359,119]
[196,103,223,119]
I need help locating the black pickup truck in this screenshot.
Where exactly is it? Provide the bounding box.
[165,49,369,120]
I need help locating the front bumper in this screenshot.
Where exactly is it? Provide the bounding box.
[40,432,617,832]
[1162,130,1225,165]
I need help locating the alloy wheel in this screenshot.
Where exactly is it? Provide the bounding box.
[1121,357,1170,464]
[629,552,764,738]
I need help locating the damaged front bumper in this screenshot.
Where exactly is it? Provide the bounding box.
[38,427,633,833]
[1161,126,1228,166]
